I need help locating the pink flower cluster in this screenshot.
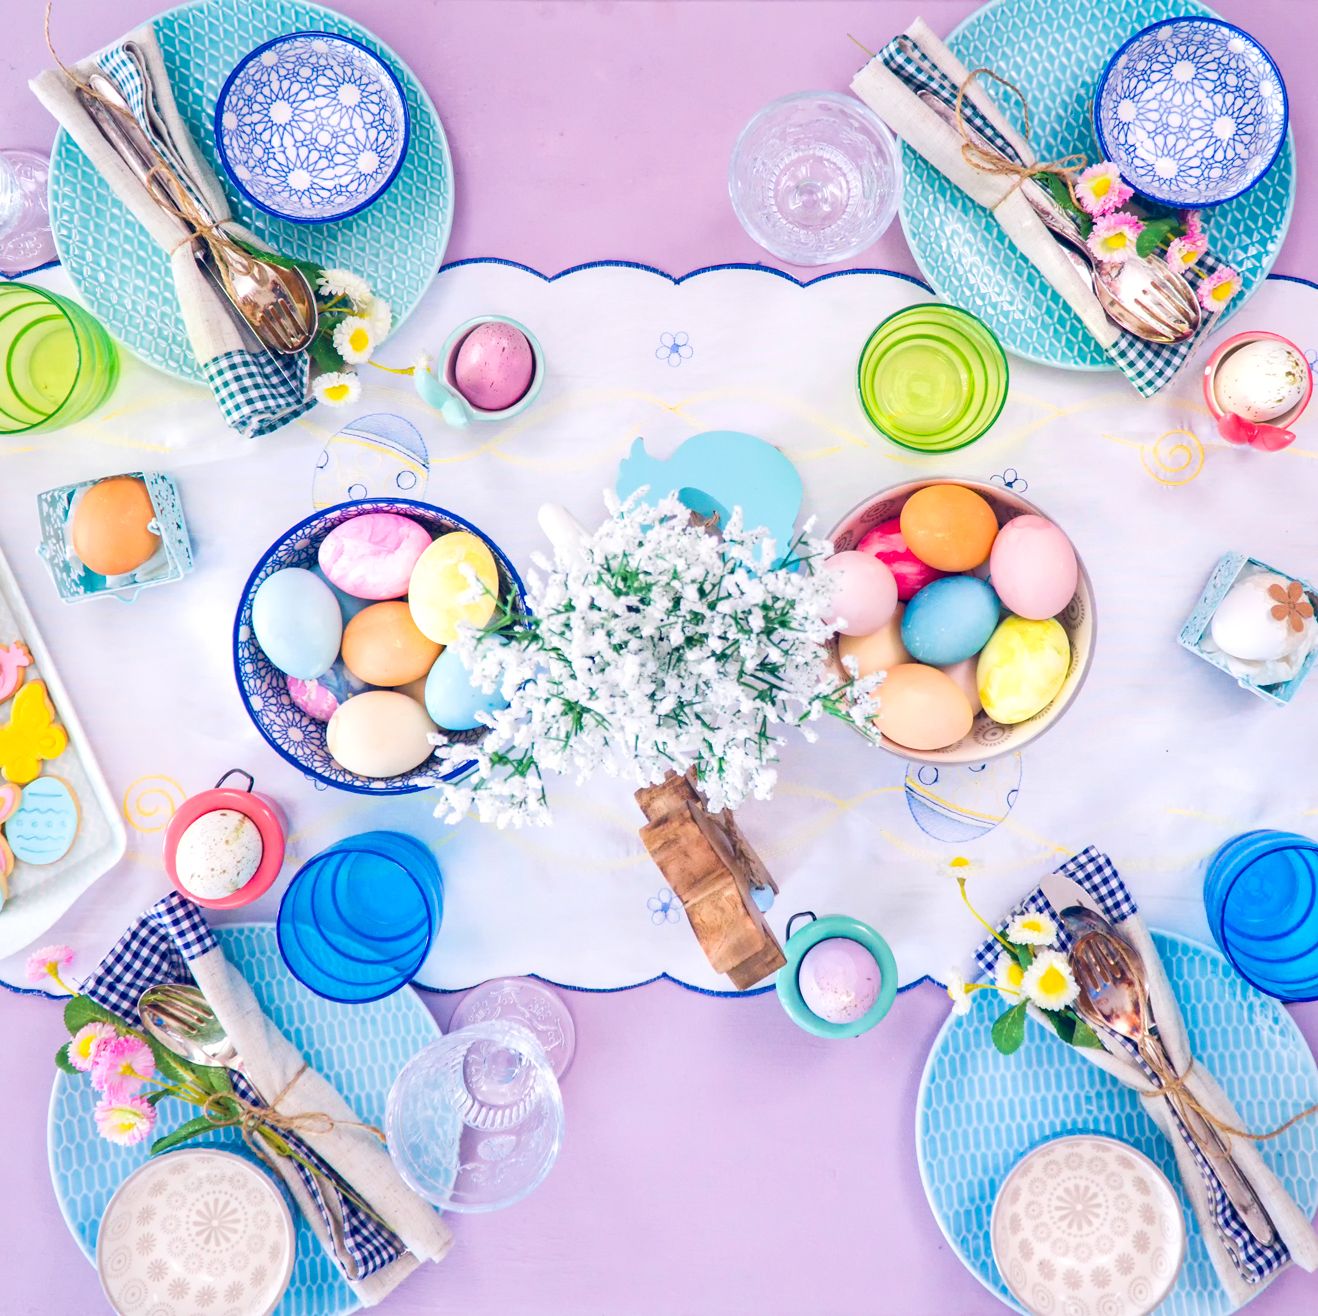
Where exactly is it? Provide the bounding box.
[69,1024,159,1147]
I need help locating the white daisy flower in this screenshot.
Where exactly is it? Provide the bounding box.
[332,316,376,365]
[311,370,361,406]
[1007,910,1059,947]
[362,295,393,338]
[994,953,1025,1000]
[316,268,372,305]
[1021,949,1080,1012]
[945,971,974,1016]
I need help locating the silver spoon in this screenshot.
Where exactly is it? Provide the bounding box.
[1066,924,1277,1247]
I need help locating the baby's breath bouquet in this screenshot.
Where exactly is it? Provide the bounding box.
[429,491,882,828]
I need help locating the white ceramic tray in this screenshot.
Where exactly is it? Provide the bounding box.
[0,545,124,959]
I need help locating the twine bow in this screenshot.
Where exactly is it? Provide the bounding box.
[198,1063,386,1143]
[1142,1056,1318,1143]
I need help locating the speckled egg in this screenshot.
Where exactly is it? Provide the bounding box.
[326,691,438,778]
[318,513,432,601]
[1214,341,1310,422]
[873,663,974,751]
[977,616,1070,724]
[70,475,160,576]
[175,809,263,900]
[837,605,909,678]
[408,532,500,645]
[341,602,443,687]
[989,515,1079,621]
[857,518,946,600]
[251,568,343,680]
[425,644,509,731]
[901,576,1000,666]
[454,321,536,412]
[899,485,998,572]
[821,552,898,635]
[798,938,882,1024]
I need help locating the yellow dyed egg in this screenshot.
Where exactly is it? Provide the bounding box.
[341,602,442,687]
[976,616,1070,724]
[873,663,973,751]
[326,691,437,778]
[408,532,499,645]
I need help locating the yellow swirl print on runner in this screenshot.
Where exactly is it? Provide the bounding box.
[1140,429,1205,486]
[122,775,186,833]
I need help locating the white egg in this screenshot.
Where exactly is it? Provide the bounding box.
[176,809,263,900]
[1209,572,1303,662]
[1213,342,1309,423]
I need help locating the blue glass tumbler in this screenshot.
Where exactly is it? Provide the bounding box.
[277,831,442,1003]
[1204,830,1318,1001]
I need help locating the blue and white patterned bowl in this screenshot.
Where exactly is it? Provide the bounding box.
[1095,17,1287,208]
[233,499,526,794]
[215,31,411,223]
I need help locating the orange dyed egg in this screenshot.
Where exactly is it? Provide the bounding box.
[899,485,998,572]
[873,662,973,751]
[341,602,442,687]
[70,476,159,576]
[837,605,909,679]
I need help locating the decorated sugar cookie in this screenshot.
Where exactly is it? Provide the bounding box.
[0,780,17,900]
[0,642,32,703]
[0,680,69,784]
[5,776,80,865]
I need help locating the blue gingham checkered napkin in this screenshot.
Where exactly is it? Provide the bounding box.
[82,893,405,1282]
[976,847,1311,1292]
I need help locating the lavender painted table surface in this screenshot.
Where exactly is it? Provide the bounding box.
[3,2,1316,1313]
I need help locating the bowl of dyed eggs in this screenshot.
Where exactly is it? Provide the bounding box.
[234,499,526,794]
[414,316,544,428]
[829,478,1095,764]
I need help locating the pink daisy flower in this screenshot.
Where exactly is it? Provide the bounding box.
[1199,266,1242,312]
[1165,233,1208,271]
[91,1035,156,1100]
[93,1095,157,1147]
[68,1022,118,1072]
[25,944,76,993]
[1086,211,1144,264]
[1074,162,1133,216]
[1182,210,1204,239]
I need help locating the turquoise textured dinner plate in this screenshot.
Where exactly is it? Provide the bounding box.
[898,0,1295,370]
[48,0,453,382]
[47,924,440,1316]
[917,931,1318,1316]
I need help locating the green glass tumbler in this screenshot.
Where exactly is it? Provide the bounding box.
[857,304,1008,453]
[0,282,119,435]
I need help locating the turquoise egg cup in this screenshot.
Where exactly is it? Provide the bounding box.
[415,316,544,429]
[775,913,898,1039]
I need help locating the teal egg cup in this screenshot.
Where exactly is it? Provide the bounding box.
[775,913,898,1039]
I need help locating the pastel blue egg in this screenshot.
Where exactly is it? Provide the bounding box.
[424,644,509,731]
[8,777,80,864]
[252,568,342,679]
[901,576,1000,666]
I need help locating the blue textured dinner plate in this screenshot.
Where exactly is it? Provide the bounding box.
[898,0,1295,370]
[48,0,453,382]
[917,930,1318,1316]
[47,924,440,1316]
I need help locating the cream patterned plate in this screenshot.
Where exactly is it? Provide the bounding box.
[991,1135,1185,1316]
[96,1148,296,1316]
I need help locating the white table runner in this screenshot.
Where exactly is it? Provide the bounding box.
[2,259,1316,996]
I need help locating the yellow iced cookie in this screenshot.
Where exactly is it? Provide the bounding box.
[407,532,500,645]
[0,680,69,784]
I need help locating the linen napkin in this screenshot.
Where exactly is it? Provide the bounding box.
[975,846,1318,1304]
[851,19,1222,397]
[30,27,313,437]
[82,893,453,1307]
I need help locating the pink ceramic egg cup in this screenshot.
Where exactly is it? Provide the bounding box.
[163,769,286,910]
[1203,331,1312,453]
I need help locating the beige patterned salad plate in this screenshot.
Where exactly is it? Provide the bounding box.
[991,1134,1186,1316]
[95,1148,295,1316]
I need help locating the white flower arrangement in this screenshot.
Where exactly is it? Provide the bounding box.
[428,490,882,828]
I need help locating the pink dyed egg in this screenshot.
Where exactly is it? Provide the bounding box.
[858,517,947,601]
[988,515,1078,621]
[799,938,882,1023]
[821,552,898,636]
[287,676,341,722]
[318,513,432,601]
[453,321,535,412]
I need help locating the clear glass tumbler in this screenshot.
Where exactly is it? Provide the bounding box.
[729,91,902,266]
[386,1020,565,1212]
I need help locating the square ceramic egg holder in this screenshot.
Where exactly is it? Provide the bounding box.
[1178,552,1318,706]
[36,470,193,603]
